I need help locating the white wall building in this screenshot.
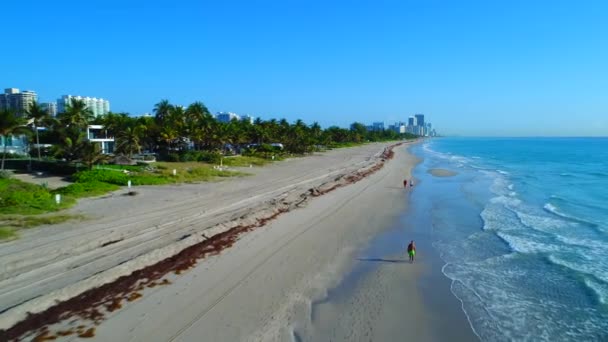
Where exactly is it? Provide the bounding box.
[58,95,110,117]
[86,125,114,154]
[0,88,38,117]
[41,102,57,116]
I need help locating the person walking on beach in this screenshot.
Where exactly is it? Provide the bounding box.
[410,179,414,187]
[407,240,416,263]
[403,179,407,188]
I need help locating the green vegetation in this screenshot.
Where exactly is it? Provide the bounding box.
[28,98,416,165]
[73,163,245,186]
[53,181,120,197]
[0,214,84,229]
[0,228,17,240]
[0,109,30,170]
[222,155,270,167]
[0,178,75,215]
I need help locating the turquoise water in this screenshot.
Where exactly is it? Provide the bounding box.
[412,137,608,341]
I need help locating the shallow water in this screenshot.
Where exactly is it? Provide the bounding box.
[413,137,608,341]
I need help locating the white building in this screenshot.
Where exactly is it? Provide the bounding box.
[58,95,110,117]
[0,88,38,117]
[86,125,114,154]
[41,102,58,116]
[216,112,240,123]
[390,122,406,134]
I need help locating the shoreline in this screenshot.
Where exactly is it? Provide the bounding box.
[0,141,410,341]
[296,144,478,341]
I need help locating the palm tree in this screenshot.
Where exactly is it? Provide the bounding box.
[0,109,29,170]
[58,98,94,129]
[79,141,110,170]
[154,99,173,125]
[53,131,86,163]
[185,102,210,122]
[25,101,50,160]
[100,112,132,137]
[116,125,145,158]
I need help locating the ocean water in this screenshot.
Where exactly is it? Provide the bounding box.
[412,137,608,341]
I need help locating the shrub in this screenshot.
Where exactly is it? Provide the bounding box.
[165,153,180,162]
[0,179,74,214]
[197,151,221,163]
[72,169,130,186]
[0,170,12,179]
[0,153,28,159]
[53,181,120,198]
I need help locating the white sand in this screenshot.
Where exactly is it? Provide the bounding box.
[0,142,418,336]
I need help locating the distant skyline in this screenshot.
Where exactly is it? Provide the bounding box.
[2,0,607,136]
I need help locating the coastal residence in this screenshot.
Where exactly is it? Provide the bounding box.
[86,125,114,154]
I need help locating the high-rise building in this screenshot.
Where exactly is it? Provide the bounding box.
[215,112,240,123]
[0,88,38,117]
[57,95,110,117]
[41,102,58,117]
[408,116,416,127]
[390,122,406,134]
[372,122,385,131]
[414,114,425,127]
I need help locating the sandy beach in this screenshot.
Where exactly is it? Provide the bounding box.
[0,141,475,341]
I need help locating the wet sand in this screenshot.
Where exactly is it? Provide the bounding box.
[428,168,458,177]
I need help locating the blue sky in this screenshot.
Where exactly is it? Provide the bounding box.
[2,0,607,136]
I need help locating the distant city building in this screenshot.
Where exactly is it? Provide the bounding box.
[372,122,385,131]
[389,122,406,134]
[58,95,110,117]
[414,114,425,127]
[41,102,58,117]
[408,116,416,127]
[216,112,240,123]
[0,88,38,117]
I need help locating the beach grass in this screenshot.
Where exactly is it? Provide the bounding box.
[0,227,17,240]
[73,163,247,186]
[0,179,76,215]
[0,214,84,241]
[0,214,84,229]
[221,155,271,167]
[53,181,120,197]
[149,162,249,182]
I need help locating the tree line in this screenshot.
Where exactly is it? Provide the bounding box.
[0,99,417,169]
